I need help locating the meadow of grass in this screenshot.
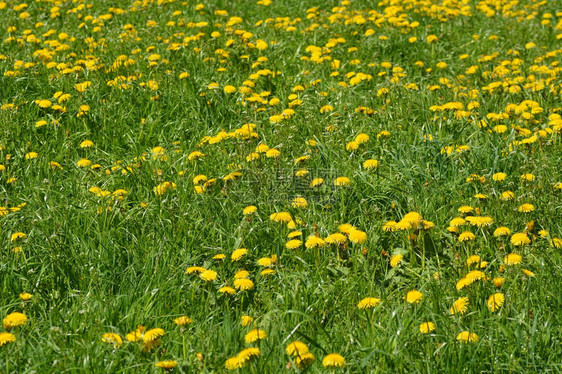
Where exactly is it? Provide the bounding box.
[0,0,561,372]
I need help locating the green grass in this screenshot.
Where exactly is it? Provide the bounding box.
[0,0,561,372]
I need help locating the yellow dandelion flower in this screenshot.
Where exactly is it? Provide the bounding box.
[382,221,397,232]
[234,278,254,291]
[36,99,52,108]
[223,85,237,94]
[155,360,178,369]
[419,322,435,334]
[200,270,217,282]
[3,312,27,329]
[522,269,535,277]
[338,224,356,234]
[292,197,308,209]
[323,233,346,245]
[493,125,507,133]
[487,293,505,312]
[520,173,535,182]
[334,177,351,186]
[288,231,302,238]
[186,266,206,274]
[402,212,422,225]
[255,144,270,154]
[225,356,242,370]
[466,216,494,227]
[295,169,309,177]
[357,297,381,309]
[244,329,267,343]
[10,232,26,242]
[142,328,165,343]
[257,257,272,267]
[286,239,303,249]
[153,181,177,195]
[218,287,236,295]
[518,203,535,213]
[504,253,522,265]
[241,315,253,327]
[405,290,423,304]
[450,297,469,315]
[294,155,311,164]
[450,217,466,227]
[310,178,324,188]
[363,159,379,169]
[270,212,293,223]
[101,333,123,347]
[466,270,486,281]
[260,269,275,276]
[286,341,309,356]
[458,231,476,242]
[466,255,481,266]
[493,277,505,288]
[390,254,403,267]
[0,332,16,347]
[174,316,192,326]
[305,235,325,249]
[19,292,32,301]
[493,227,511,237]
[456,331,479,343]
[126,326,145,342]
[501,191,515,201]
[492,172,507,181]
[348,229,367,244]
[295,353,316,369]
[188,151,205,161]
[355,133,370,144]
[25,152,38,160]
[395,220,412,231]
[265,149,280,158]
[237,347,260,363]
[234,270,250,279]
[322,353,345,368]
[243,206,257,215]
[231,248,248,261]
[193,174,207,185]
[80,140,94,148]
[455,277,473,290]
[246,152,260,162]
[422,220,435,230]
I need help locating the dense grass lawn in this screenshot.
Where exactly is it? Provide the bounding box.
[0,0,561,372]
